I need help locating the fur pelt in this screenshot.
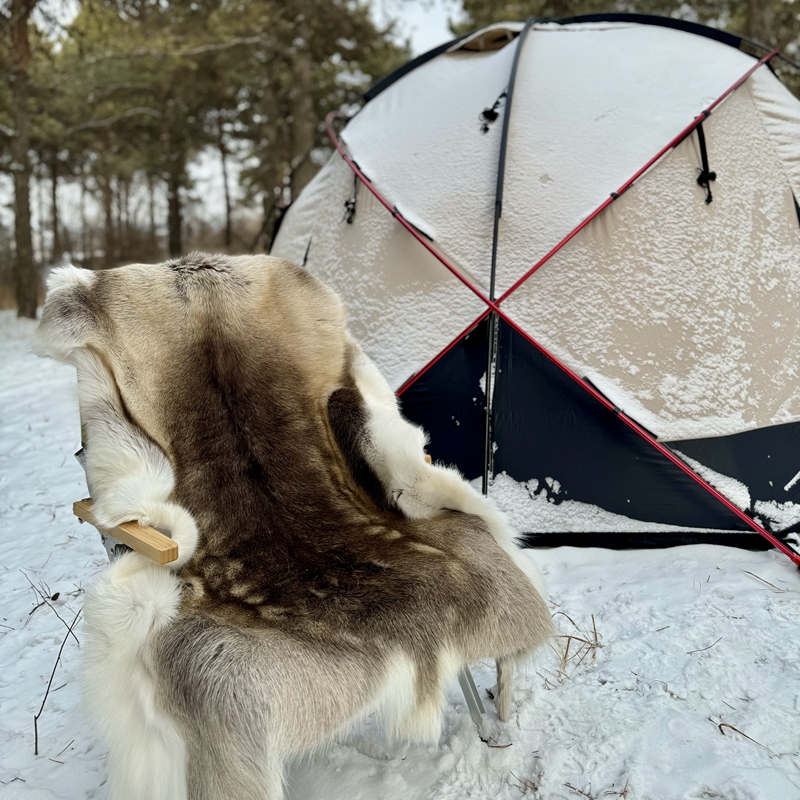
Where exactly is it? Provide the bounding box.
[33,254,553,800]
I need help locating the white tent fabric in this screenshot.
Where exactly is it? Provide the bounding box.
[504,83,800,441]
[496,23,768,296]
[271,19,800,535]
[275,21,800,434]
[269,155,485,390]
[341,39,517,290]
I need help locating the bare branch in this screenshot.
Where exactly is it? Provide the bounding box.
[83,34,271,64]
[34,608,82,756]
[62,107,162,137]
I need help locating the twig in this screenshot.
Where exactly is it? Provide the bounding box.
[34,608,82,756]
[556,635,597,647]
[742,570,788,593]
[565,782,596,799]
[687,636,722,655]
[56,739,74,757]
[511,771,540,794]
[656,626,670,632]
[714,721,774,753]
[21,572,79,646]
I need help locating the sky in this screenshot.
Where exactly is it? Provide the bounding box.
[374,0,466,55]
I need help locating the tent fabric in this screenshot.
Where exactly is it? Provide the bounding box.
[493,23,763,296]
[491,318,749,531]
[749,66,800,200]
[342,41,518,291]
[272,18,800,542]
[269,155,485,389]
[503,84,800,442]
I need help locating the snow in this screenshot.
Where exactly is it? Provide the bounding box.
[674,454,752,513]
[3,309,800,799]
[484,472,729,535]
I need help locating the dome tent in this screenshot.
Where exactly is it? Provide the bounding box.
[271,15,800,560]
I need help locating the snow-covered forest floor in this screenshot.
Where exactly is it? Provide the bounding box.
[2,308,800,800]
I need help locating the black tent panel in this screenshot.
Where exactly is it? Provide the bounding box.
[398,318,489,481]
[491,320,749,532]
[669,422,800,531]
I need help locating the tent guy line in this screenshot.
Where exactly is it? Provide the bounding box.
[324,45,800,567]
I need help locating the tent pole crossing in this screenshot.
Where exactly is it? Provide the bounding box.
[483,18,537,496]
[324,48,800,566]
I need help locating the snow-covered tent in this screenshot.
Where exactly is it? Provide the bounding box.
[271,15,800,555]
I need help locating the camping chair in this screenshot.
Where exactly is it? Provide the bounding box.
[36,255,551,800]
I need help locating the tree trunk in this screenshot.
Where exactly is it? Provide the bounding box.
[147,173,158,254]
[36,166,45,264]
[101,173,115,268]
[746,0,774,46]
[50,156,61,263]
[80,167,90,268]
[9,0,37,318]
[289,19,318,200]
[217,121,232,250]
[116,178,125,258]
[166,155,184,257]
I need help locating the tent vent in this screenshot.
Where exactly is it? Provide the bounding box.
[447,24,523,53]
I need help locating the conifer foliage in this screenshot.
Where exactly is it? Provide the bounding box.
[0,0,406,316]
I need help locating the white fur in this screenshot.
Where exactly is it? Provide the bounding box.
[31,266,98,362]
[35,265,197,798]
[82,553,188,800]
[350,341,546,597]
[71,348,199,569]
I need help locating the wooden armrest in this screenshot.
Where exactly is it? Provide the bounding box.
[73,499,179,565]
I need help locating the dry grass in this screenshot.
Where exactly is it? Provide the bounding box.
[539,611,603,688]
[742,570,789,593]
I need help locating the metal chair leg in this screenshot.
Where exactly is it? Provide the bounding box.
[458,667,485,727]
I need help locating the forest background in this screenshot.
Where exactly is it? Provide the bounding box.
[1,0,798,318]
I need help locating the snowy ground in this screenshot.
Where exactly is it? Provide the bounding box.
[2,307,800,800]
